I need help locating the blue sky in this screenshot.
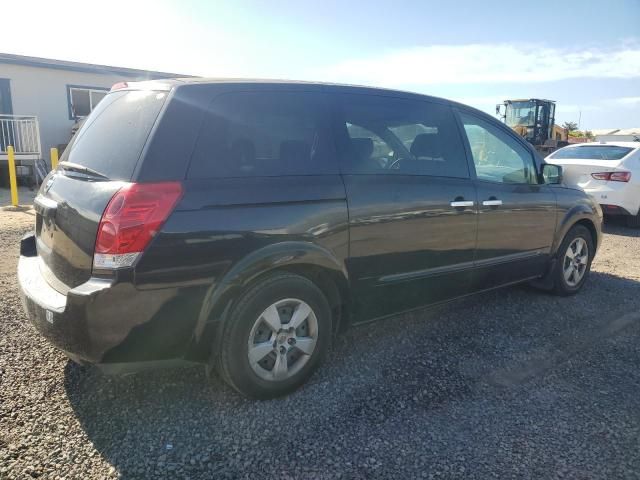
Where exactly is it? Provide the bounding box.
[4,0,639,129]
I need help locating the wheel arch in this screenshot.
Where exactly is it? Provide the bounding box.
[552,204,601,257]
[531,212,600,292]
[573,218,599,250]
[188,242,349,361]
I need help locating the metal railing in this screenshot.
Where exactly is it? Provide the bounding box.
[0,114,41,155]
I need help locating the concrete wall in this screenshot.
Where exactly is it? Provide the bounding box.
[0,63,153,167]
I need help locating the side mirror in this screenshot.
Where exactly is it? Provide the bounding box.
[542,163,563,184]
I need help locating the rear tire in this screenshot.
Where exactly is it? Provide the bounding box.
[626,213,640,228]
[214,273,332,399]
[550,225,594,296]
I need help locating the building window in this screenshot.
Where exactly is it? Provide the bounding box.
[67,86,108,119]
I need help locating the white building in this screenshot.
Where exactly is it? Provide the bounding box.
[0,53,185,183]
[592,128,640,143]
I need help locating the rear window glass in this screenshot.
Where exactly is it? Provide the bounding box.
[61,90,167,180]
[188,92,334,178]
[550,145,634,160]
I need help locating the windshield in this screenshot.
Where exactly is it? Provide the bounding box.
[61,90,167,180]
[550,145,634,160]
[505,101,536,128]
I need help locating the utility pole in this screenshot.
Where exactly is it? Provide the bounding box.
[578,110,582,131]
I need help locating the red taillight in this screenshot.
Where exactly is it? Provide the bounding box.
[110,81,128,92]
[591,171,631,182]
[610,171,631,182]
[94,182,183,269]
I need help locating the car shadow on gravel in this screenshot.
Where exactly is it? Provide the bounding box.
[63,271,640,479]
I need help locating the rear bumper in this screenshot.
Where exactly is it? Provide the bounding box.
[19,249,114,364]
[18,233,198,367]
[600,204,633,216]
[583,182,640,217]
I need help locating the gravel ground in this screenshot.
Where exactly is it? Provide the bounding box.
[1,208,639,480]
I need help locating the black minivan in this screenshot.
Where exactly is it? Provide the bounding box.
[19,79,602,398]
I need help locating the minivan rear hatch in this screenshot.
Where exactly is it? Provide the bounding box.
[35,88,168,293]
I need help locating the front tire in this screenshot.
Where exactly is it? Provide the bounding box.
[551,225,594,296]
[215,273,332,399]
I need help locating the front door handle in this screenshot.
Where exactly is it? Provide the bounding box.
[482,199,503,206]
[450,200,475,208]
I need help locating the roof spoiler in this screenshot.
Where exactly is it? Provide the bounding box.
[109,79,179,92]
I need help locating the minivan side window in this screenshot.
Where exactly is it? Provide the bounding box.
[188,92,335,178]
[336,95,469,178]
[459,112,538,185]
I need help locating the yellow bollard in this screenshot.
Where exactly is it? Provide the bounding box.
[50,147,59,170]
[7,146,19,207]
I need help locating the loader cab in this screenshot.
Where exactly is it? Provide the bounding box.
[496,99,556,147]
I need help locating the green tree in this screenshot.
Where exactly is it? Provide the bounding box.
[562,121,579,132]
[584,130,594,139]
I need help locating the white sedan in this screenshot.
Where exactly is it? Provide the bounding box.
[546,142,640,227]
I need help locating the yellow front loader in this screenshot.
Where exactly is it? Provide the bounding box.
[496,99,568,155]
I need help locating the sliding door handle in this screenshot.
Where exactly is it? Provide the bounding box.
[482,199,503,206]
[450,200,475,208]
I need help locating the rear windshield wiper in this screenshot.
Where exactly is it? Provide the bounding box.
[58,161,109,180]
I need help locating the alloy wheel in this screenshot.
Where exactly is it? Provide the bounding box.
[247,298,318,381]
[563,237,589,287]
